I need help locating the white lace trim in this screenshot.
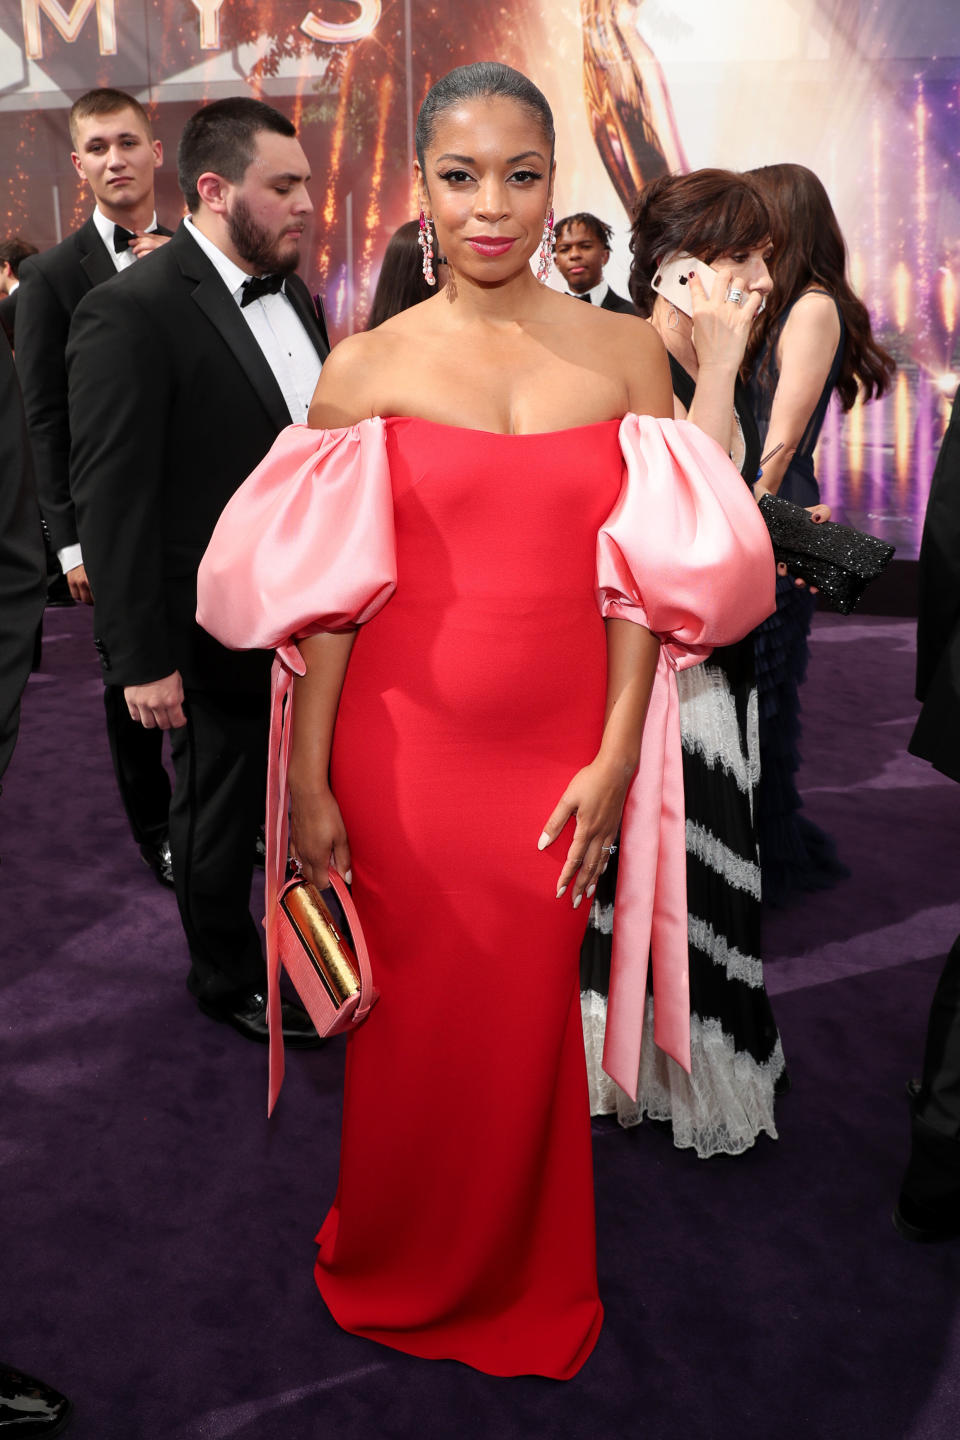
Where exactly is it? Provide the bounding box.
[588,898,614,934]
[581,991,784,1159]
[687,915,763,986]
[685,819,761,899]
[677,663,760,796]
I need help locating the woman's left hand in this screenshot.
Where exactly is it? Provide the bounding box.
[763,500,832,589]
[537,758,633,909]
[688,262,764,375]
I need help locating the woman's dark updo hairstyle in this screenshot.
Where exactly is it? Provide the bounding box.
[629,168,772,318]
[744,163,894,409]
[415,61,555,171]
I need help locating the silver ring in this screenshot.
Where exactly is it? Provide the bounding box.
[601,844,617,854]
[727,287,744,305]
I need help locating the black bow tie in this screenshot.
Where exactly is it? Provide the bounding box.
[577,292,592,303]
[114,225,159,253]
[241,274,285,307]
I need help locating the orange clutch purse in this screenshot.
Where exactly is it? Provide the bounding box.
[275,864,378,1038]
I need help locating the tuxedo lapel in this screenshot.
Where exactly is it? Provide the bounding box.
[172,226,293,434]
[285,276,330,362]
[76,218,116,291]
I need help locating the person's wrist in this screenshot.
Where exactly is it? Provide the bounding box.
[288,766,332,799]
[594,747,639,784]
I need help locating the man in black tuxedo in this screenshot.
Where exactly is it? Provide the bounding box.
[16,89,175,887]
[68,98,329,1047]
[896,386,960,1242]
[0,333,73,1440]
[0,237,39,349]
[553,213,638,313]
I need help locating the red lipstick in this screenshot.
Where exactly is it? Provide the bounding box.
[467,236,516,257]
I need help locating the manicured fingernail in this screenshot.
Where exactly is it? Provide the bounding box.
[573,894,583,909]
[345,870,353,885]
[601,862,609,874]
[586,884,596,898]
[537,831,551,851]
[556,884,567,898]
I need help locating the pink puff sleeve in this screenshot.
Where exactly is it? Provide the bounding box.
[197,419,396,650]
[197,420,397,1115]
[597,414,775,1102]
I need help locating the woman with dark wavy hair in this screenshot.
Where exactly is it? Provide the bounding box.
[581,168,788,1158]
[745,162,895,907]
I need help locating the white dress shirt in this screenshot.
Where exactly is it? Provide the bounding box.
[183,217,322,427]
[92,205,160,274]
[567,278,610,307]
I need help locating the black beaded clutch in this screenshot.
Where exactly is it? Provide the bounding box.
[757,492,895,615]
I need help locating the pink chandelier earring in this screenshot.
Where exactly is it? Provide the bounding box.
[419,210,436,286]
[536,208,554,283]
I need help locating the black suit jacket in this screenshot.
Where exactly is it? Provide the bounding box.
[67,220,330,695]
[909,387,960,781]
[600,287,639,315]
[0,331,46,782]
[15,216,173,553]
[0,289,17,348]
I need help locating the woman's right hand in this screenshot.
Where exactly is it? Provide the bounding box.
[688,263,763,374]
[289,780,352,888]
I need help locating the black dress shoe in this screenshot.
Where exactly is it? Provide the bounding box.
[0,1364,72,1436]
[198,989,325,1048]
[139,836,174,888]
[892,1194,960,1244]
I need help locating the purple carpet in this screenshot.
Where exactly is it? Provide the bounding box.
[2,606,958,1440]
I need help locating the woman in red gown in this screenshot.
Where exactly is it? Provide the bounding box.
[197,62,774,1379]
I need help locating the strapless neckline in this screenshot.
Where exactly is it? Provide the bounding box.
[384,415,622,440]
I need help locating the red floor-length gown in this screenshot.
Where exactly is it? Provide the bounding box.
[196,413,775,1380]
[320,418,620,1376]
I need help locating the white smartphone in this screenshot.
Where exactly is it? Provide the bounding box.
[650,253,716,317]
[651,252,766,317]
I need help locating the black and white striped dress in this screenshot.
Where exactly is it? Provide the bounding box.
[580,361,785,1157]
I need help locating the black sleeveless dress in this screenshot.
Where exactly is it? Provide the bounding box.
[579,357,785,1158]
[748,292,850,907]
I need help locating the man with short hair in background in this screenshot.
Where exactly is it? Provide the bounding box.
[15,88,176,888]
[0,237,39,347]
[552,212,638,313]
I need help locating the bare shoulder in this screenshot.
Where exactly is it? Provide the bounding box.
[308,329,388,428]
[782,289,842,345]
[546,296,673,417]
[608,313,674,419]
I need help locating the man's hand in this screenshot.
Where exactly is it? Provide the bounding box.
[124,671,187,730]
[65,562,93,605]
[129,233,171,259]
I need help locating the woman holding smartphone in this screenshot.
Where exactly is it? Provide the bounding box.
[581,169,788,1158]
[745,163,895,907]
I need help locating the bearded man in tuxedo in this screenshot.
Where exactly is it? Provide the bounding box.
[67,98,329,1048]
[16,89,176,887]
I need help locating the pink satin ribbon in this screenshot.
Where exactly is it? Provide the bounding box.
[264,643,304,1115]
[601,644,691,1096]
